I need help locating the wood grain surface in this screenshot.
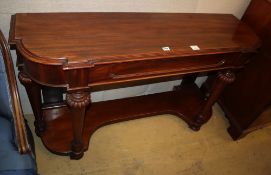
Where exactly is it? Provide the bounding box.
[9,13,260,64]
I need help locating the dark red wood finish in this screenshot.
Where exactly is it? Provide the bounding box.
[218,0,271,140]
[9,13,260,159]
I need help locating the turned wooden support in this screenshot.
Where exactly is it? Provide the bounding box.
[190,70,235,131]
[174,73,198,90]
[181,74,198,85]
[66,91,91,160]
[18,71,45,136]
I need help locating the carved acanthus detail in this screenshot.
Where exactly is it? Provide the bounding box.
[66,92,91,108]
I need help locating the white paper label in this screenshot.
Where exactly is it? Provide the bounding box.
[162,47,171,51]
[190,45,200,51]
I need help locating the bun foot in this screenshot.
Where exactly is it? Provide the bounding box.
[70,140,84,160]
[70,151,84,160]
[189,123,201,131]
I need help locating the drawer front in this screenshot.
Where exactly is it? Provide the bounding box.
[89,53,239,83]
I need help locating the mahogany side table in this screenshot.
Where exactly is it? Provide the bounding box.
[9,13,260,159]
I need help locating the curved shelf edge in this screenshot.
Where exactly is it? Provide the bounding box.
[40,84,206,156]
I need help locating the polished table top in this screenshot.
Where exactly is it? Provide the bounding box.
[9,13,260,65]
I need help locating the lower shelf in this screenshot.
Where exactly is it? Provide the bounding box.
[40,83,205,155]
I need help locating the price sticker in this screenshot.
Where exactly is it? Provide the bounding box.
[190,45,200,51]
[162,47,171,51]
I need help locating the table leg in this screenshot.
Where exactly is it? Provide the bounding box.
[173,74,198,90]
[18,71,45,136]
[190,70,235,131]
[66,91,91,160]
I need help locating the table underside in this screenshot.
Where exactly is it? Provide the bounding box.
[40,83,206,155]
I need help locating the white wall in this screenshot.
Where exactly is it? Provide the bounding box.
[0,0,251,114]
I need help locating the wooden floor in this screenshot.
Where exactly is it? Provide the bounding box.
[26,104,271,175]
